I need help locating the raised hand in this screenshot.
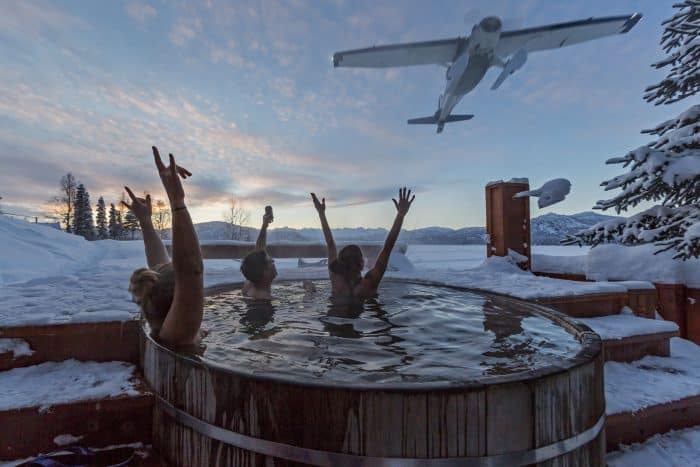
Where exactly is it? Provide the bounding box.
[392,187,415,217]
[263,212,273,226]
[311,193,326,213]
[153,146,187,209]
[122,186,152,222]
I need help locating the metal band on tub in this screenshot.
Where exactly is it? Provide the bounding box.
[156,395,605,467]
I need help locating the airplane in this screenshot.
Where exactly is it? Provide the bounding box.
[332,13,642,133]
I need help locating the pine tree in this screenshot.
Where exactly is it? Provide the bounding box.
[123,210,140,240]
[73,184,95,240]
[565,2,700,260]
[95,197,108,240]
[108,203,119,240]
[116,209,124,240]
[644,0,700,105]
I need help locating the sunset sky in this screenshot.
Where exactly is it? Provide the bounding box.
[0,0,688,229]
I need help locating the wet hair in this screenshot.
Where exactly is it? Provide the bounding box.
[241,249,268,284]
[129,263,175,329]
[330,245,364,286]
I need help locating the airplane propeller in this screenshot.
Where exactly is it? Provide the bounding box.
[463,8,523,31]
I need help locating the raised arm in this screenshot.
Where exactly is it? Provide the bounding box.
[152,147,203,345]
[122,188,170,269]
[255,209,273,250]
[365,187,415,286]
[311,193,336,263]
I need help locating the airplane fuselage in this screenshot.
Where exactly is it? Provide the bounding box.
[438,17,502,125]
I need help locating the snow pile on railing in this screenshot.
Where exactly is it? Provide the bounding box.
[534,243,700,287]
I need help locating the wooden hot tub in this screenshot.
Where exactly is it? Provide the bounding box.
[141,281,604,466]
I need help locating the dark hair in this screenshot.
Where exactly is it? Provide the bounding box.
[241,249,268,283]
[330,245,364,283]
[129,262,175,328]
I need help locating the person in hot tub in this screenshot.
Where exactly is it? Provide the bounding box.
[126,147,204,346]
[311,187,415,299]
[241,208,277,299]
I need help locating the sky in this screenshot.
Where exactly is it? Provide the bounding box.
[0,0,690,229]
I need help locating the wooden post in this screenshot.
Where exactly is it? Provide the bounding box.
[485,180,531,270]
[655,283,688,338]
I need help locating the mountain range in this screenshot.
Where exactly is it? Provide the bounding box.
[192,212,619,245]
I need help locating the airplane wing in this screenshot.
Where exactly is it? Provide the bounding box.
[495,13,642,57]
[333,37,467,68]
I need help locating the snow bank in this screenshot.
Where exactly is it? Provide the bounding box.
[607,425,700,467]
[605,338,700,415]
[0,216,98,286]
[0,360,141,411]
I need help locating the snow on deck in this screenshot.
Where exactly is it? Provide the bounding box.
[607,425,700,467]
[393,255,627,300]
[579,312,679,340]
[0,360,141,411]
[605,338,700,415]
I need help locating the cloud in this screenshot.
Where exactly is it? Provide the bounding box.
[125,2,156,24]
[0,0,85,39]
[170,17,201,46]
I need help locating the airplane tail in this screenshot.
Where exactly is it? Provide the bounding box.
[407,111,474,133]
[407,110,440,125]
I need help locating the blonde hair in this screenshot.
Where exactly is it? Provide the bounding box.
[129,263,175,329]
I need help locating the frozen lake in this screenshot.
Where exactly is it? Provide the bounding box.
[405,244,590,270]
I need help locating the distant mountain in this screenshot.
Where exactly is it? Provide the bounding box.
[530,212,621,245]
[187,212,619,245]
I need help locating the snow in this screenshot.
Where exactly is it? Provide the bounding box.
[578,313,678,340]
[534,243,700,287]
[393,253,627,300]
[588,244,700,287]
[0,338,33,358]
[532,253,586,275]
[514,178,571,208]
[0,216,99,286]
[605,338,700,415]
[0,360,141,411]
[607,426,700,467]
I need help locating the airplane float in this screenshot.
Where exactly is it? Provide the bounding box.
[332,13,642,133]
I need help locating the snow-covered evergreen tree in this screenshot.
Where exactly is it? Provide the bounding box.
[73,184,95,240]
[644,0,700,105]
[565,2,700,260]
[95,196,108,240]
